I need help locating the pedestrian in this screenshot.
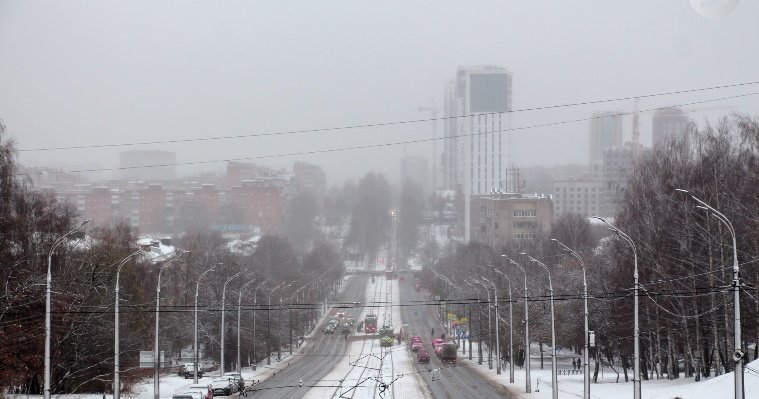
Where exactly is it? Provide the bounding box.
[431,327,434,337]
[441,333,445,340]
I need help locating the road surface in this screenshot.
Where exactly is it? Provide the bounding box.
[250,275,368,398]
[398,272,513,398]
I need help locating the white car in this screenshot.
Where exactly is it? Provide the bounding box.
[223,372,245,391]
[187,384,213,399]
[172,392,202,399]
[210,378,237,396]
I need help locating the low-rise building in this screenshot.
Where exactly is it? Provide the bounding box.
[482,192,553,249]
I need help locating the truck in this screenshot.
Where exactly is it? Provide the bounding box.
[440,343,458,364]
[364,314,378,333]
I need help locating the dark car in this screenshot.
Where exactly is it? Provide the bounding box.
[417,349,430,364]
[440,343,457,364]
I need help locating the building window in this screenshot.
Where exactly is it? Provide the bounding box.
[513,210,536,217]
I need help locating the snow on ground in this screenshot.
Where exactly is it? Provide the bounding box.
[465,340,759,399]
[303,276,425,399]
[126,277,355,399]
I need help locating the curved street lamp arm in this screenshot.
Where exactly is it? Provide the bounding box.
[49,219,92,257]
[224,271,243,288]
[593,216,638,254]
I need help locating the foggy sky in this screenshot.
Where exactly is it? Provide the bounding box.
[1,0,758,186]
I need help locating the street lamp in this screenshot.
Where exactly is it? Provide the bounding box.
[593,216,640,399]
[505,255,531,393]
[464,280,480,363]
[44,219,90,399]
[479,275,501,376]
[193,264,217,384]
[266,282,287,366]
[114,249,146,399]
[155,251,187,399]
[471,277,492,369]
[495,257,515,383]
[220,271,242,377]
[551,239,590,399]
[238,277,258,373]
[675,189,743,399]
[522,253,557,399]
[251,279,269,371]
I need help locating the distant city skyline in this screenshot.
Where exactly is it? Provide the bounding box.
[2,1,758,187]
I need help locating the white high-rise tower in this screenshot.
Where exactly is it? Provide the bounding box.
[442,66,512,241]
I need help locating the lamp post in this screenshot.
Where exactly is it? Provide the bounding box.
[220,271,242,377]
[675,189,743,399]
[495,258,515,383]
[507,255,531,393]
[474,278,493,370]
[465,280,481,363]
[237,278,258,373]
[193,264,217,384]
[155,251,186,399]
[251,279,269,371]
[522,253,557,399]
[480,275,501,375]
[44,219,90,399]
[266,282,286,366]
[593,216,641,399]
[551,239,590,399]
[114,249,145,399]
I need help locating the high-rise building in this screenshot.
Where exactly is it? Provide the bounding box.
[119,150,177,181]
[652,107,690,147]
[442,66,513,194]
[588,112,623,166]
[442,66,513,242]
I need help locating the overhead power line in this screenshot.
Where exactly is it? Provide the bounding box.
[56,91,758,175]
[18,80,759,153]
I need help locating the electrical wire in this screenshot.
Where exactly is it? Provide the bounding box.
[18,80,759,153]
[22,91,759,175]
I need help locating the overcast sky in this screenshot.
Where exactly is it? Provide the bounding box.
[1,0,757,186]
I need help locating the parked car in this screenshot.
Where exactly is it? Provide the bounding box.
[417,349,430,364]
[210,377,237,396]
[187,385,213,399]
[224,372,245,391]
[180,363,204,379]
[432,338,445,348]
[172,392,203,399]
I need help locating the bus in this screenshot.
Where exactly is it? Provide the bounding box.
[364,314,378,333]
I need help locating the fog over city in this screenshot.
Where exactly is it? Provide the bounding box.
[2,0,758,184]
[3,2,759,399]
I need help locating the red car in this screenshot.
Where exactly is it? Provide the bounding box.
[411,341,423,352]
[417,350,430,364]
[432,338,444,348]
